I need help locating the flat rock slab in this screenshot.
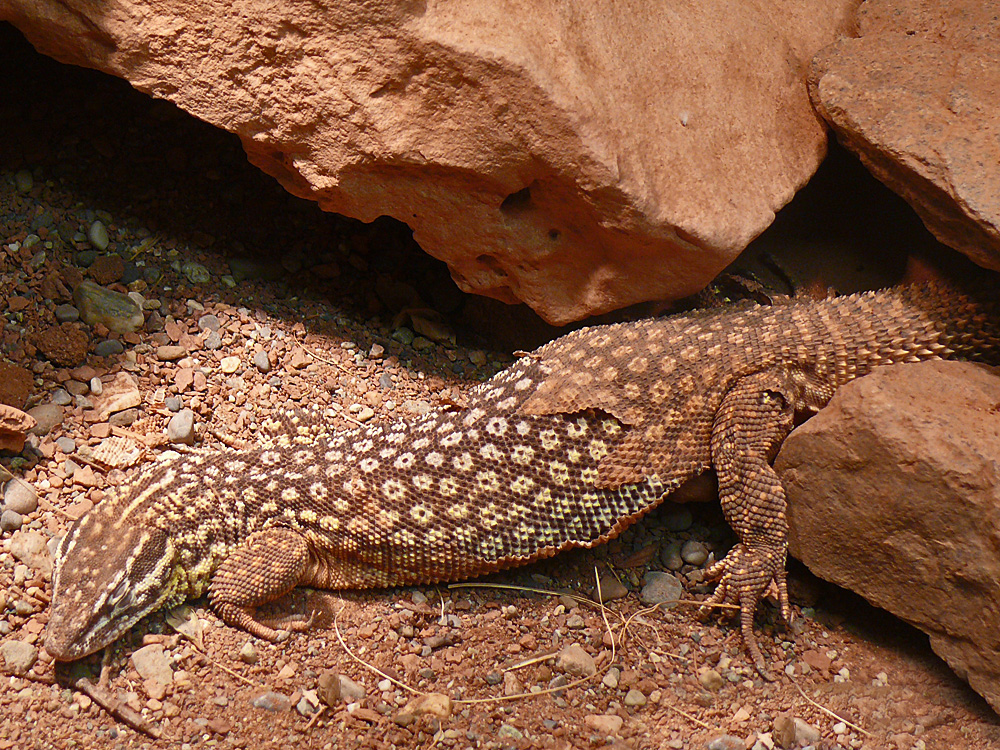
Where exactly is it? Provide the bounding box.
[809,0,1000,270]
[777,360,1000,712]
[2,0,857,323]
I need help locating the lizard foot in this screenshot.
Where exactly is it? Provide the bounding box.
[699,543,790,680]
[213,603,316,642]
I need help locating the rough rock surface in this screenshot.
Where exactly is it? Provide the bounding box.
[0,404,36,453]
[776,360,1000,712]
[1,0,858,323]
[809,0,1000,270]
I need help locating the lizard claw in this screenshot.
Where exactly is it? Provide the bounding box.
[699,543,789,680]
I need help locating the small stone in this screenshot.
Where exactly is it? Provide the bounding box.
[156,345,188,361]
[680,540,709,566]
[369,343,385,359]
[793,718,821,743]
[253,350,272,373]
[602,667,620,689]
[14,169,33,193]
[131,644,173,685]
[220,356,241,374]
[206,718,232,735]
[34,323,89,367]
[392,327,415,346]
[663,505,693,531]
[74,280,145,334]
[89,254,124,285]
[197,314,221,331]
[238,641,258,664]
[706,735,744,750]
[27,404,63,436]
[54,304,80,323]
[0,640,38,675]
[498,724,523,741]
[296,696,317,716]
[555,643,596,677]
[339,674,366,702]
[251,691,291,712]
[167,409,196,445]
[379,372,394,390]
[773,713,796,749]
[0,510,23,532]
[698,667,725,691]
[182,262,211,285]
[51,389,73,406]
[317,671,341,707]
[566,613,585,629]
[584,714,623,735]
[4,479,38,514]
[393,693,453,726]
[203,331,223,350]
[641,571,683,608]
[356,406,376,422]
[92,372,141,419]
[624,688,647,707]
[9,530,52,577]
[94,339,125,357]
[595,573,628,602]
[87,221,110,251]
[89,377,103,396]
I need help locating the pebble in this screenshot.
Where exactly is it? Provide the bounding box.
[34,323,88,367]
[89,377,103,396]
[0,640,38,675]
[0,510,23,532]
[182,261,211,284]
[773,713,795,748]
[698,668,726,691]
[157,345,188,361]
[14,169,33,193]
[220,356,241,374]
[624,688,647,707]
[9,530,52,576]
[393,693,453,726]
[663,505,693,532]
[251,692,291,712]
[369,343,385,359]
[497,725,523,741]
[793,718,821,743]
[379,372,394,390]
[164,396,183,412]
[317,671,341,706]
[555,643,596,677]
[73,280,145,334]
[87,220,110,251]
[131,644,174,685]
[253,350,271,373]
[706,735,744,750]
[54,304,80,323]
[680,540,710,566]
[584,714,623,735]
[238,641,258,664]
[27,404,63,436]
[94,339,125,357]
[602,667,620,689]
[566,613,585,629]
[197,314,221,332]
[640,571,683,608]
[595,573,628,602]
[4,479,38,514]
[356,406,376,422]
[392,327,415,346]
[338,675,366,702]
[204,331,222,350]
[167,409,196,445]
[50,389,73,406]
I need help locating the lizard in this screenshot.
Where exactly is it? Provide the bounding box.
[44,271,1000,676]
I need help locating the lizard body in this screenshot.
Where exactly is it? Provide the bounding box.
[45,277,1000,671]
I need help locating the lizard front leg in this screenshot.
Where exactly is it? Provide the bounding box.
[701,370,796,678]
[209,527,313,641]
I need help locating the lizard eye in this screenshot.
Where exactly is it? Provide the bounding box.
[108,578,132,608]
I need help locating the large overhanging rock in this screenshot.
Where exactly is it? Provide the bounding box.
[2,1,857,323]
[777,360,1000,713]
[809,0,1000,271]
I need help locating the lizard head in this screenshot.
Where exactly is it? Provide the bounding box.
[45,514,179,661]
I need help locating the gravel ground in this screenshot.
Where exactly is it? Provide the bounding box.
[2,22,999,750]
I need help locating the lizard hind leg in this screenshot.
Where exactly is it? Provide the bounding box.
[209,527,314,642]
[700,370,798,679]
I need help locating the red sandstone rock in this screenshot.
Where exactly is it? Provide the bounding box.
[809,0,1000,270]
[1,0,857,322]
[0,404,36,453]
[777,360,1000,712]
